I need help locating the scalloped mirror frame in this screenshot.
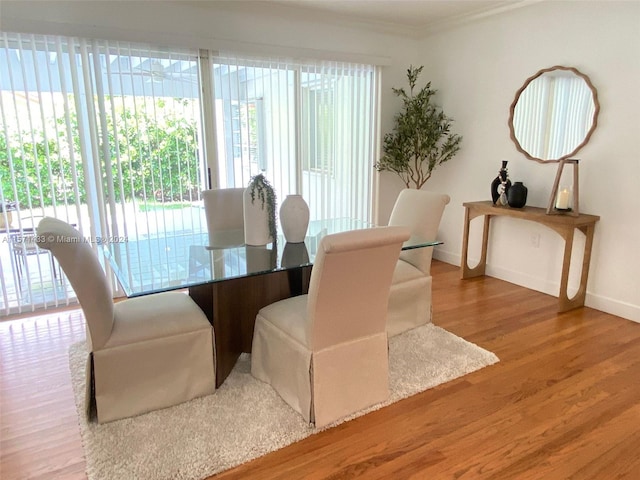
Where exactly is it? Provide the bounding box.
[508,65,600,163]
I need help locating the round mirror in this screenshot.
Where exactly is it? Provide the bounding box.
[509,66,599,163]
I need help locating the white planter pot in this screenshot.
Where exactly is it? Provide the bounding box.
[243,187,273,246]
[279,194,309,243]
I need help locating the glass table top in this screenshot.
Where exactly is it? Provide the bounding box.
[103,218,441,297]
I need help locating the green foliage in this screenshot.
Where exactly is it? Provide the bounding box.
[138,201,193,212]
[0,97,201,209]
[0,129,85,209]
[247,173,277,242]
[102,101,200,203]
[375,66,463,189]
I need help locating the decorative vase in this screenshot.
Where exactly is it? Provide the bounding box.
[279,194,310,243]
[491,160,512,206]
[507,181,528,208]
[243,187,273,246]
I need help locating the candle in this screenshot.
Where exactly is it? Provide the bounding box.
[555,187,571,210]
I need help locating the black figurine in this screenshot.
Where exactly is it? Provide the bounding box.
[491,160,511,205]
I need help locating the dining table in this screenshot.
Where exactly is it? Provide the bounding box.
[104,218,441,387]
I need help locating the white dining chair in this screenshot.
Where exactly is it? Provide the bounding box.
[36,217,216,423]
[202,188,245,247]
[251,226,410,428]
[387,189,450,337]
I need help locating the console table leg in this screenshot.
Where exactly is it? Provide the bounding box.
[578,224,596,299]
[558,227,576,312]
[461,208,490,279]
[461,207,472,278]
[557,224,597,313]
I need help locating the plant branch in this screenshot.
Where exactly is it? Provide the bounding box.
[374,65,462,189]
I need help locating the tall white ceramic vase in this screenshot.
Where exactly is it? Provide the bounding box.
[243,187,273,246]
[279,194,310,243]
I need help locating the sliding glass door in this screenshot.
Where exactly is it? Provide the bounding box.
[1,33,86,313]
[211,55,377,223]
[0,34,207,314]
[0,32,379,316]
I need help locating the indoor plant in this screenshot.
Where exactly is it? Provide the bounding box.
[244,173,277,245]
[375,65,462,189]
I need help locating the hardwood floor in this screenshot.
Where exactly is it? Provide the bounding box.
[1,260,638,479]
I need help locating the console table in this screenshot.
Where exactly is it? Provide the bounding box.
[461,201,600,312]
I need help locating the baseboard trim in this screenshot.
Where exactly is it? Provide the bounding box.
[433,249,640,324]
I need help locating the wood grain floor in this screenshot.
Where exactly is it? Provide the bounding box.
[1,260,638,479]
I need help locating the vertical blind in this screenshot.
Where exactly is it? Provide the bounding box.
[212,54,377,222]
[0,33,208,314]
[1,33,84,313]
[89,41,206,294]
[0,32,379,316]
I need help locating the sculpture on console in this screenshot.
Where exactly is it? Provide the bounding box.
[490,160,511,206]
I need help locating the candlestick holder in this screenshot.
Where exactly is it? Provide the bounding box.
[546,159,579,217]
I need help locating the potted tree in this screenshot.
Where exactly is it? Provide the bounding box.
[243,173,277,246]
[375,66,462,189]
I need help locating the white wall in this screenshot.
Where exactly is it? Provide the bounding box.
[3,1,638,322]
[403,0,639,322]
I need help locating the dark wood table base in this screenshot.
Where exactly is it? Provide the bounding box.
[190,266,311,387]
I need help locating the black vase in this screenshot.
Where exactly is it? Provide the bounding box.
[507,181,528,208]
[491,160,511,205]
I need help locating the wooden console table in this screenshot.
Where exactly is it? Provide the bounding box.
[461,201,600,312]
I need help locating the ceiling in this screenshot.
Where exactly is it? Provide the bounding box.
[199,0,542,37]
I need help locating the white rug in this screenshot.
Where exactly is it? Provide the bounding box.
[68,324,499,480]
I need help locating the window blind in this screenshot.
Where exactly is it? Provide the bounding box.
[0,31,379,316]
[211,54,378,223]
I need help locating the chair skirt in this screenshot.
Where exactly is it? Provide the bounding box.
[92,327,215,423]
[252,312,389,428]
[251,313,313,422]
[387,274,432,337]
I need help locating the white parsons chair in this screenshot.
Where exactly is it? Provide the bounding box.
[387,189,450,337]
[251,226,410,428]
[202,188,245,246]
[36,217,216,424]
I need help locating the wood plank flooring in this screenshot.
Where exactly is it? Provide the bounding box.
[1,260,638,479]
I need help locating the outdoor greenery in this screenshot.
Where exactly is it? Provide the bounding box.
[0,97,201,209]
[0,132,80,209]
[375,66,462,189]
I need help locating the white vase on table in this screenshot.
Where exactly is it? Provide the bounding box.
[279,194,309,244]
[243,187,273,246]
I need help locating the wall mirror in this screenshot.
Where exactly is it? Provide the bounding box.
[508,66,600,163]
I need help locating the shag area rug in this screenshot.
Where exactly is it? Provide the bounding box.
[68,324,499,480]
